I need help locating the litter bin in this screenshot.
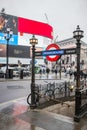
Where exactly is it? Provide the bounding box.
[5,69,13,79]
[20,69,23,79]
[8,69,13,79]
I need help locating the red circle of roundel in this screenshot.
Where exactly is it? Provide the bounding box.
[46,43,60,62]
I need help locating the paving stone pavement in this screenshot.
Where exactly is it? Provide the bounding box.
[0,98,87,130]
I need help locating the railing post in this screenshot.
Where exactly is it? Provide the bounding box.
[65,81,67,97]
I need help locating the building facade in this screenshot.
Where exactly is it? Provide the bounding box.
[56,38,87,67]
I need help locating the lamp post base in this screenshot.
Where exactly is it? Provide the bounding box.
[74,115,80,122]
[30,83,37,109]
[30,104,37,109]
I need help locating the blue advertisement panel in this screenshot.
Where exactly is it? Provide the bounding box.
[0,33,18,45]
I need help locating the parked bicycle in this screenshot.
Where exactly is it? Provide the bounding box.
[27,80,75,106]
[27,85,40,105]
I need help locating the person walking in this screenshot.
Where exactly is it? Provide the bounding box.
[39,69,42,78]
[69,66,73,79]
[55,69,57,79]
[46,67,50,79]
[74,66,77,81]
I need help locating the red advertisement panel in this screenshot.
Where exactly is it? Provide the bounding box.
[18,17,53,39]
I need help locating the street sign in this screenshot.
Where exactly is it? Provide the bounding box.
[35,48,76,58]
[64,48,76,55]
[42,49,64,56]
[46,43,60,61]
[35,51,42,56]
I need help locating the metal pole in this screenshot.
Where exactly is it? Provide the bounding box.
[59,57,61,79]
[4,28,13,79]
[73,25,84,122]
[74,39,81,122]
[6,39,9,78]
[30,45,36,108]
[76,40,81,89]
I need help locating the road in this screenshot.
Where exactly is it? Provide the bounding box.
[0,80,31,103]
[0,79,61,104]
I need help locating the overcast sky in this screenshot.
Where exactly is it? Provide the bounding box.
[0,0,87,43]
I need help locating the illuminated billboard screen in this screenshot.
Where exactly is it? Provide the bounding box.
[18,17,53,39]
[8,45,30,58]
[0,13,53,46]
[0,44,30,58]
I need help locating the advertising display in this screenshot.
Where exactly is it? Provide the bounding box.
[0,44,30,58]
[0,13,53,65]
[0,14,18,45]
[0,13,53,46]
[18,17,53,39]
[8,45,30,58]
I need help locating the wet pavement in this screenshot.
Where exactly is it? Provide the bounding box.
[0,99,45,130]
[0,98,87,130]
[0,75,87,130]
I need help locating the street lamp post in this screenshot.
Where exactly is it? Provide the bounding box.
[30,35,38,108]
[73,25,84,121]
[4,28,13,79]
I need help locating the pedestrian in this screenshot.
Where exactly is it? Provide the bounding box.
[46,67,50,79]
[74,66,77,81]
[39,69,42,78]
[55,69,57,79]
[69,67,73,79]
[65,66,70,77]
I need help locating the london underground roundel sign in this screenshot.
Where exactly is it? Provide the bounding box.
[46,43,60,62]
